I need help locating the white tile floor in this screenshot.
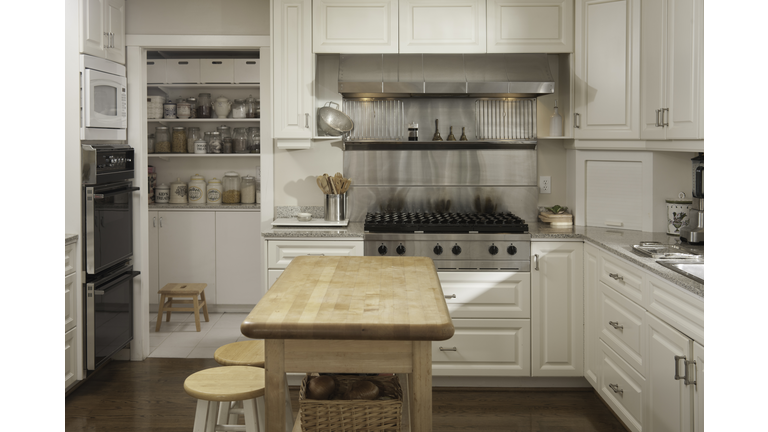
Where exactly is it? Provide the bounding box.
[149,312,255,358]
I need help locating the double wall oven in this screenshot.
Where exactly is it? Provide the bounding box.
[82,144,139,371]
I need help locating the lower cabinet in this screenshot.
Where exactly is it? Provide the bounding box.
[65,327,77,389]
[265,239,364,289]
[65,240,79,391]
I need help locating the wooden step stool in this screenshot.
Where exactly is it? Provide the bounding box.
[184,366,265,432]
[156,283,209,332]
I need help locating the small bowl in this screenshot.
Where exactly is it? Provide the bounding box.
[297,213,312,222]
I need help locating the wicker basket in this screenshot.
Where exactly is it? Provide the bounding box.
[299,374,403,432]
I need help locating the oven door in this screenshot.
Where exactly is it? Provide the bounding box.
[84,181,139,275]
[83,68,127,130]
[85,264,139,371]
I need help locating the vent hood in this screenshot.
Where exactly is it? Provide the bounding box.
[339,53,555,98]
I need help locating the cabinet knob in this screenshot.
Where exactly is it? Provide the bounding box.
[609,272,624,282]
[444,294,456,299]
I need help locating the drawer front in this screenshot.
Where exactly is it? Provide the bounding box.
[201,59,234,84]
[599,340,644,432]
[234,59,261,83]
[647,275,704,344]
[267,240,363,269]
[166,59,200,84]
[432,318,530,376]
[599,252,645,305]
[65,273,77,333]
[146,59,166,84]
[438,272,530,319]
[599,281,646,375]
[268,269,283,290]
[65,242,77,276]
[65,327,77,389]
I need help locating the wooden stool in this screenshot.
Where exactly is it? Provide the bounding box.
[214,341,293,432]
[156,283,209,332]
[184,366,265,432]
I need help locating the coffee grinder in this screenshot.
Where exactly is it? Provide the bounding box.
[680,153,704,244]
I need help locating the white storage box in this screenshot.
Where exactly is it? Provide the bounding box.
[201,59,234,83]
[166,59,200,84]
[146,59,166,84]
[234,59,260,83]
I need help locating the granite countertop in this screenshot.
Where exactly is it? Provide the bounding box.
[262,222,365,238]
[66,234,78,246]
[150,203,260,211]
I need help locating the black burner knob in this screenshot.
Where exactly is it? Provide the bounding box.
[452,244,462,255]
[378,244,388,255]
[396,243,406,255]
[507,245,518,256]
[433,244,443,255]
[489,244,499,255]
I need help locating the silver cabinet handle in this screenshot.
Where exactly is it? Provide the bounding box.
[110,32,114,48]
[159,217,163,228]
[609,272,624,281]
[305,113,310,128]
[104,32,108,48]
[439,347,457,352]
[608,383,623,396]
[674,355,696,385]
[662,108,669,127]
[306,253,325,256]
[153,216,156,228]
[574,113,581,128]
[609,321,624,330]
[655,109,661,127]
[445,294,456,299]
[534,254,539,271]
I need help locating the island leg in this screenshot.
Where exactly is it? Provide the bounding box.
[265,339,286,432]
[409,340,432,431]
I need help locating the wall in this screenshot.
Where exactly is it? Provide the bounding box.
[274,140,344,206]
[126,0,269,35]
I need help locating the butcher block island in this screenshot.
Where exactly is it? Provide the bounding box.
[241,256,455,432]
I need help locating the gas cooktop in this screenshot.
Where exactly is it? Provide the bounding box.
[364,211,529,234]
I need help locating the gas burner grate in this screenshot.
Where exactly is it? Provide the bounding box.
[364,212,528,233]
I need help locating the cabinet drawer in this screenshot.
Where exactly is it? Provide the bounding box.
[647,274,704,344]
[65,242,77,276]
[599,251,645,305]
[432,318,530,376]
[599,281,646,375]
[65,327,77,389]
[201,59,234,84]
[267,240,363,269]
[438,272,530,319]
[599,340,644,432]
[166,59,200,84]
[146,59,166,84]
[65,273,77,333]
[234,59,260,83]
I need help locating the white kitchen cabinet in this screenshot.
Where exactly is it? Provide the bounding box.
[574,0,640,139]
[530,241,583,376]
[583,243,600,388]
[599,339,645,432]
[265,239,364,289]
[693,342,703,432]
[79,0,125,64]
[314,0,399,53]
[439,272,530,319]
[215,212,262,305]
[65,273,77,333]
[641,0,704,140]
[399,0,486,53]
[273,0,315,143]
[65,240,79,390]
[487,0,574,53]
[65,327,78,389]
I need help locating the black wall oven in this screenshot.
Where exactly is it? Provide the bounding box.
[82,144,139,371]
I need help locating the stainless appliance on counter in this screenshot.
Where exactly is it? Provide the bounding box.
[680,153,704,244]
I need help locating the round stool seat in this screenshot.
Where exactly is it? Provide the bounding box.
[184,366,265,402]
[214,340,265,367]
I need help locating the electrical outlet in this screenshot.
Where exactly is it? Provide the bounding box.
[539,176,551,194]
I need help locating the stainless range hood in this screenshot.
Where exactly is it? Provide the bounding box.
[339,53,555,98]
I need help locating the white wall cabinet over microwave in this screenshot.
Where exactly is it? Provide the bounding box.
[80,54,127,141]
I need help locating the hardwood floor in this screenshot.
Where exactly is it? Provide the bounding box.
[65,358,627,432]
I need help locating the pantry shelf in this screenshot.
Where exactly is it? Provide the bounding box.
[148,118,261,123]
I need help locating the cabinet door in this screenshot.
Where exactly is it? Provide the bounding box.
[268,269,283,290]
[216,212,262,305]
[664,0,703,139]
[693,341,703,432]
[65,273,77,333]
[314,0,398,53]
[531,242,583,376]
[487,0,574,53]
[104,0,125,64]
[399,0,486,53]
[438,272,530,319]
[80,0,107,58]
[148,211,159,305]
[640,0,667,140]
[574,0,640,139]
[158,212,217,304]
[65,328,78,389]
[273,0,314,140]
[583,243,600,388]
[267,240,363,269]
[646,312,693,432]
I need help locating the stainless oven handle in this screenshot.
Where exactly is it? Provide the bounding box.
[96,270,140,294]
[85,187,96,274]
[86,282,96,370]
[93,186,140,199]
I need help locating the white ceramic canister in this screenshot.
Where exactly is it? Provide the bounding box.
[207,178,223,205]
[155,183,170,204]
[169,178,188,204]
[177,102,191,119]
[188,174,207,204]
[194,138,207,154]
[666,192,692,236]
[163,101,177,119]
[213,96,232,118]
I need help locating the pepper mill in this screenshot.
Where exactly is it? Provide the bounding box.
[432,119,443,141]
[459,127,468,141]
[447,126,456,141]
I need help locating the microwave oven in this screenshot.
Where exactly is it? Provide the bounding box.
[80,55,127,141]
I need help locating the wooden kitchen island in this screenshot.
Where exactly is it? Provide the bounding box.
[241,256,454,432]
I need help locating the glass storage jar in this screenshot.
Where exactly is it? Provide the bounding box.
[187,97,197,118]
[217,125,231,141]
[208,131,222,154]
[232,99,247,119]
[248,127,260,153]
[154,126,171,153]
[171,127,187,153]
[147,133,155,154]
[186,127,200,153]
[148,165,157,204]
[188,174,207,204]
[207,178,222,205]
[232,128,249,154]
[245,95,258,118]
[241,175,257,204]
[197,93,212,118]
[222,171,241,204]
[222,137,233,154]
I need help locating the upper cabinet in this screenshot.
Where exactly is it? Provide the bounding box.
[314,0,399,53]
[640,0,704,140]
[399,0,486,53]
[487,0,574,53]
[80,0,125,64]
[573,0,640,139]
